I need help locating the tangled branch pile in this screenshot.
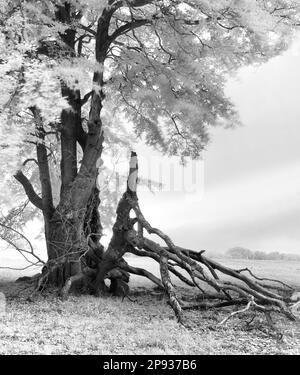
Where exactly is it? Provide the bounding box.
[39,152,297,326]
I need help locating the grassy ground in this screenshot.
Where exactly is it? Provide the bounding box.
[0,257,299,355]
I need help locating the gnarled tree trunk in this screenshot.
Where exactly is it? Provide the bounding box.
[28,3,111,288]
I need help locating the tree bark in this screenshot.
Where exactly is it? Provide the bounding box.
[38,3,112,286]
[60,88,80,200]
[30,107,55,255]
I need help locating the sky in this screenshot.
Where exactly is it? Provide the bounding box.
[133,37,300,255]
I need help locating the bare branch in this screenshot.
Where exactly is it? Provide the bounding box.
[218,298,254,326]
[236,267,293,290]
[78,24,96,36]
[121,262,163,288]
[109,18,152,44]
[0,222,45,266]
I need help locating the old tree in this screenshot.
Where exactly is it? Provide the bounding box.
[1,0,300,323]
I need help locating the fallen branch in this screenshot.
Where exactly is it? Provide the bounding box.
[218,298,254,326]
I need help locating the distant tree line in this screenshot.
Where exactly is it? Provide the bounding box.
[226,247,300,261]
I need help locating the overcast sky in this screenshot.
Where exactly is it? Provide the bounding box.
[134,37,300,255]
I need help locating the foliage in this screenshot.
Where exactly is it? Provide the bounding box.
[226,247,300,261]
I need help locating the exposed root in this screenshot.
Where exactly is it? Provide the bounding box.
[60,273,85,301]
[109,152,297,326]
[160,253,182,322]
[27,270,49,301]
[120,262,163,289]
[182,298,247,311]
[235,267,293,291]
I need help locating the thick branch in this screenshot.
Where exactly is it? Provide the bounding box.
[160,254,182,322]
[121,263,163,288]
[13,171,43,210]
[30,107,54,218]
[111,0,153,10]
[78,25,96,36]
[109,19,152,43]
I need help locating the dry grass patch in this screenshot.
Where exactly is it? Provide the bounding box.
[0,258,299,355]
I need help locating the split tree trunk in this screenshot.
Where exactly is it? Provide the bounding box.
[35,3,111,287]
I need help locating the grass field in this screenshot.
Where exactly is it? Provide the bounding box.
[0,257,299,355]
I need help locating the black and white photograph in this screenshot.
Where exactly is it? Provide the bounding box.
[0,0,300,359]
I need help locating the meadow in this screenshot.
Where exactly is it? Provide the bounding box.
[0,257,299,355]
